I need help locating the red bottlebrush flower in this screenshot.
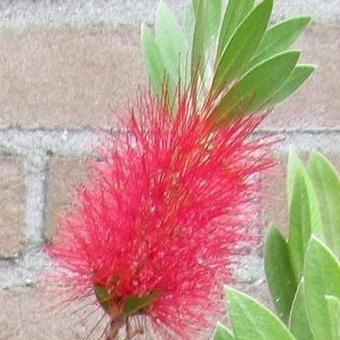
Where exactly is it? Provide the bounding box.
[46,91,274,339]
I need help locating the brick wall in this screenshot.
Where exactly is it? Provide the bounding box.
[0,1,339,338]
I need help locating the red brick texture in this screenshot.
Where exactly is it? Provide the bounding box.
[0,157,25,257]
[45,157,88,239]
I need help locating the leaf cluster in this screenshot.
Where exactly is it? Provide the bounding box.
[215,152,340,340]
[142,0,314,124]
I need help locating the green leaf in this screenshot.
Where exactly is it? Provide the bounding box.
[190,0,223,80]
[155,0,189,85]
[288,177,316,279]
[122,291,159,316]
[213,51,299,124]
[287,151,322,279]
[304,236,340,340]
[205,0,223,43]
[191,0,206,75]
[227,287,295,340]
[287,151,320,207]
[214,322,234,340]
[184,0,196,41]
[308,152,340,258]
[264,226,297,324]
[192,0,199,15]
[141,24,165,98]
[212,0,272,96]
[289,279,314,340]
[287,150,301,204]
[325,295,340,340]
[94,285,110,314]
[216,0,255,60]
[250,16,311,68]
[268,65,315,106]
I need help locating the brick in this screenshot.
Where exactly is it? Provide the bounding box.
[0,283,271,340]
[0,1,339,29]
[261,152,340,237]
[273,0,340,24]
[0,25,339,130]
[45,157,88,239]
[0,287,103,339]
[0,26,145,129]
[264,25,340,130]
[0,157,25,257]
[0,0,339,29]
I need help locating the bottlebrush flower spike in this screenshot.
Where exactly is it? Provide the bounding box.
[46,90,274,339]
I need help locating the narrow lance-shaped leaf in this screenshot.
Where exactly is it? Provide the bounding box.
[286,150,321,206]
[249,16,311,68]
[286,151,322,279]
[213,51,299,125]
[155,0,189,85]
[205,0,223,44]
[268,65,315,106]
[308,152,340,258]
[141,24,166,98]
[287,149,301,204]
[325,295,340,340]
[191,0,206,76]
[214,322,235,340]
[304,236,340,340]
[184,0,196,43]
[216,0,255,60]
[212,0,273,96]
[289,279,314,340]
[264,226,297,324]
[227,287,295,340]
[287,156,322,280]
[192,0,199,15]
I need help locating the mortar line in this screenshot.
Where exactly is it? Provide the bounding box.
[24,154,48,248]
[0,127,339,134]
[0,1,339,28]
[0,129,337,157]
